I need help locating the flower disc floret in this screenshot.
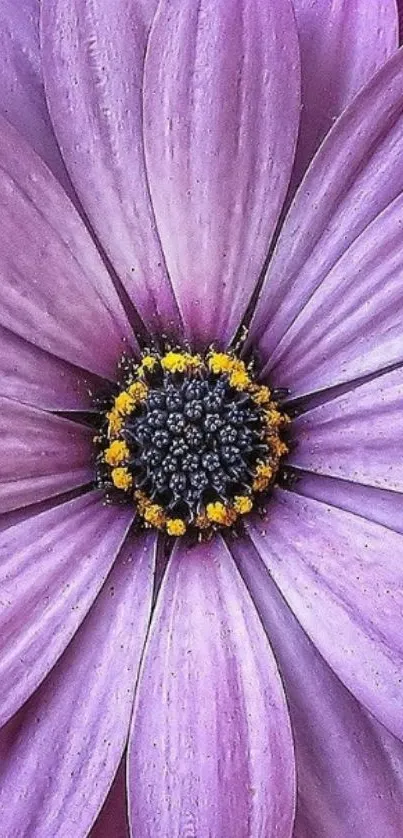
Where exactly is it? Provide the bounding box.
[95,349,289,536]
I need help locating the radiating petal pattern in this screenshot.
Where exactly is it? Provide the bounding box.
[290,0,398,189]
[0,3,399,837]
[0,492,133,725]
[290,367,403,491]
[0,115,136,380]
[143,0,300,348]
[0,398,93,513]
[0,324,103,411]
[90,758,130,838]
[294,472,403,536]
[247,490,403,741]
[0,0,73,197]
[263,191,403,398]
[232,535,403,838]
[249,49,403,372]
[0,532,156,838]
[128,536,295,838]
[40,0,182,338]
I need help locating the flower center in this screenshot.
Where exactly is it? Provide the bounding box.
[95,350,289,537]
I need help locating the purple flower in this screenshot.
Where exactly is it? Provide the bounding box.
[0,0,403,836]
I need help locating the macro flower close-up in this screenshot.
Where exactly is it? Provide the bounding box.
[1,0,403,836]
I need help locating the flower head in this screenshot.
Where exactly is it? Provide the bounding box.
[0,1,402,837]
[96,348,288,537]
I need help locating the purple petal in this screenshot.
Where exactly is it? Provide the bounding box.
[290,0,398,189]
[0,492,133,725]
[40,0,182,338]
[294,472,403,536]
[0,489,87,535]
[0,532,155,838]
[142,0,300,348]
[0,397,93,513]
[247,489,403,740]
[233,537,403,837]
[261,191,403,398]
[0,324,103,411]
[249,49,403,371]
[290,367,403,491]
[0,0,74,199]
[90,758,130,838]
[128,536,295,838]
[0,115,136,380]
[399,2,403,42]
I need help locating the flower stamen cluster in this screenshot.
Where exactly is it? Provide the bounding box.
[95,349,289,536]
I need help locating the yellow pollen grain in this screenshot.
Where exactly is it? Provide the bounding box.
[114,391,135,415]
[206,501,237,527]
[264,408,284,428]
[139,355,158,374]
[233,495,253,515]
[270,438,289,457]
[161,351,188,373]
[208,353,251,389]
[166,518,187,536]
[252,462,273,492]
[207,352,234,374]
[127,381,148,403]
[106,408,124,438]
[229,369,251,390]
[104,439,130,467]
[135,491,166,529]
[251,385,272,405]
[111,467,132,491]
[143,503,166,529]
[161,351,202,373]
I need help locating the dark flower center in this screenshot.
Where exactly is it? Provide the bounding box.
[95,350,289,537]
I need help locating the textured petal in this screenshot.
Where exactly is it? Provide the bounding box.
[0,115,136,380]
[0,492,133,725]
[290,0,398,189]
[0,532,156,838]
[128,536,295,838]
[0,488,87,535]
[0,0,74,198]
[231,535,403,838]
[142,0,300,348]
[249,49,403,371]
[290,367,403,491]
[40,0,182,338]
[247,490,403,740]
[0,324,103,411]
[265,191,403,398]
[90,758,130,838]
[0,397,93,513]
[294,472,403,536]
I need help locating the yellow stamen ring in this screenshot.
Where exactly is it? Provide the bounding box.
[97,348,289,537]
